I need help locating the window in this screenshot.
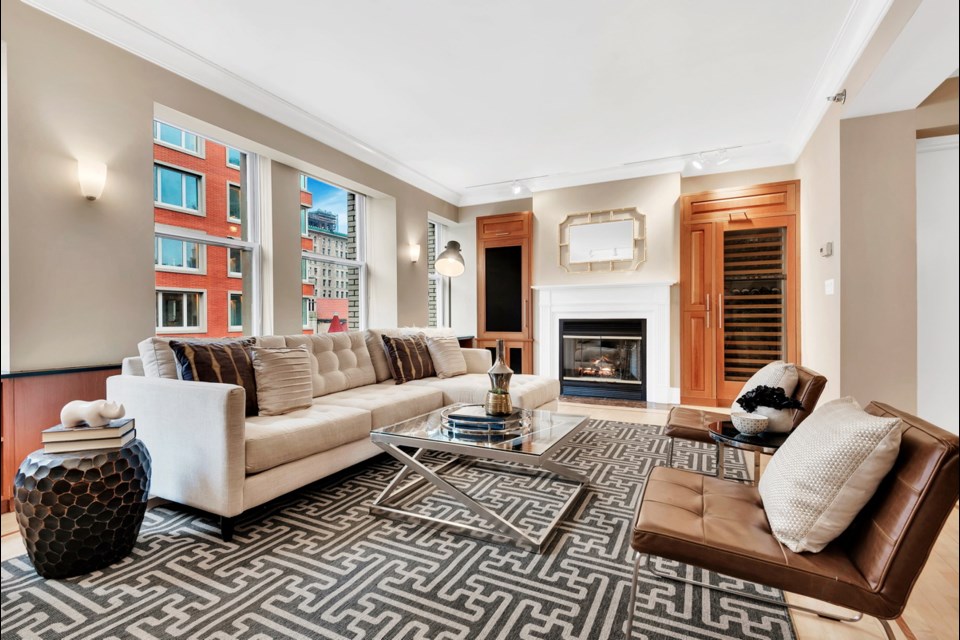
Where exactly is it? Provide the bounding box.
[229,293,243,332]
[156,290,203,332]
[154,164,202,213]
[154,121,203,156]
[427,220,446,327]
[226,147,242,169]
[302,296,314,329]
[299,174,365,332]
[227,183,242,222]
[155,237,201,272]
[228,247,243,278]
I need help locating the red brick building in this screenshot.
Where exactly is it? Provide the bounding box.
[153,121,245,338]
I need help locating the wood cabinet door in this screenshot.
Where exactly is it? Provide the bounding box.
[682,180,798,224]
[715,214,799,404]
[680,222,716,404]
[478,236,532,340]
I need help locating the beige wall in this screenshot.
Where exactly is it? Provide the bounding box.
[916,77,959,137]
[840,110,919,410]
[679,165,796,194]
[1,0,456,370]
[796,110,842,399]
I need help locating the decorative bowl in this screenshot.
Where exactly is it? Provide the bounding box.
[731,412,769,435]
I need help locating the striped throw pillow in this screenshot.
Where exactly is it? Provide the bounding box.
[251,346,314,416]
[381,334,436,384]
[169,338,259,416]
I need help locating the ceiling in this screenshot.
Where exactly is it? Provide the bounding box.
[27,0,894,205]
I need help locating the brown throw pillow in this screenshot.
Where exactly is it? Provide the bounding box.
[381,333,435,384]
[169,338,259,416]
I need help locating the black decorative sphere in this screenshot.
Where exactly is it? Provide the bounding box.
[13,439,151,579]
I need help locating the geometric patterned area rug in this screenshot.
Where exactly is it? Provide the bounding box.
[1,419,796,640]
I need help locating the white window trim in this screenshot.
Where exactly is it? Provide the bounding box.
[155,287,207,334]
[302,295,314,330]
[300,206,311,238]
[225,147,242,170]
[153,120,206,159]
[154,161,206,216]
[154,237,207,275]
[226,180,242,223]
[227,247,243,278]
[228,291,243,332]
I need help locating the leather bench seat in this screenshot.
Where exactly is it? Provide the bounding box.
[408,373,560,410]
[663,407,728,443]
[633,466,892,617]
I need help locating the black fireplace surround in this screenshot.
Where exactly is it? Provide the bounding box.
[559,318,646,401]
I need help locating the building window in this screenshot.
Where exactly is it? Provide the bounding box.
[226,147,242,169]
[154,121,203,156]
[229,292,243,332]
[156,290,203,332]
[154,164,202,213]
[155,236,201,272]
[227,182,242,222]
[427,220,446,327]
[228,247,243,278]
[299,174,365,333]
[302,296,315,329]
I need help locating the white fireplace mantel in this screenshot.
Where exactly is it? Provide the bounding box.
[532,282,677,404]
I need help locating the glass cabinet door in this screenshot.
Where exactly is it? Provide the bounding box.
[716,215,797,401]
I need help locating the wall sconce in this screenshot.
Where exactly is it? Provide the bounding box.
[78,160,107,201]
[408,243,421,263]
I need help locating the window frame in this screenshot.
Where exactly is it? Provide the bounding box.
[228,291,243,332]
[154,236,206,274]
[225,147,242,169]
[155,287,206,334]
[300,206,310,238]
[302,296,315,330]
[154,161,205,215]
[153,120,205,158]
[226,180,242,223]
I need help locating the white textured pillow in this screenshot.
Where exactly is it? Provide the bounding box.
[759,397,902,553]
[251,346,314,416]
[426,335,468,378]
[732,361,800,432]
[137,337,179,379]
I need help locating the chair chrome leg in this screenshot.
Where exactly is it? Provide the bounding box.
[665,437,674,469]
[878,618,896,640]
[716,443,725,480]
[753,450,761,485]
[644,555,863,623]
[626,552,643,640]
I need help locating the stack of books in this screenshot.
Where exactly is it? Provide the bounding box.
[42,418,136,454]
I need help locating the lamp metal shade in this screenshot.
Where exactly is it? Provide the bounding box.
[435,240,465,277]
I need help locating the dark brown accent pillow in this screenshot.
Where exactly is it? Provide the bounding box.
[381,333,436,384]
[169,338,259,416]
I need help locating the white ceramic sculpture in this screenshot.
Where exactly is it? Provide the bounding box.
[60,399,125,428]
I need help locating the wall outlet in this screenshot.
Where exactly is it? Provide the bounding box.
[824,279,835,295]
[819,242,834,257]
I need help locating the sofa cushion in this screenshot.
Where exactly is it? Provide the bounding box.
[169,338,259,417]
[381,334,436,384]
[426,335,468,378]
[137,337,179,379]
[282,331,376,397]
[407,373,560,410]
[251,346,314,416]
[244,404,372,474]
[313,382,444,428]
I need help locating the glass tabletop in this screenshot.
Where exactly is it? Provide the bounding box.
[371,404,588,458]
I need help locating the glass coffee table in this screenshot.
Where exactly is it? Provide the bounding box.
[369,404,589,553]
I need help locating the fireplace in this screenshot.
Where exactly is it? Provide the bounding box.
[559,319,646,401]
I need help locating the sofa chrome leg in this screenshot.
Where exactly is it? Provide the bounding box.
[643,555,863,623]
[627,552,643,640]
[219,515,236,542]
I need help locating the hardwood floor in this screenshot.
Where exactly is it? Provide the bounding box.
[1,400,957,639]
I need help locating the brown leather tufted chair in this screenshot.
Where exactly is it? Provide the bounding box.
[628,402,960,640]
[664,364,827,481]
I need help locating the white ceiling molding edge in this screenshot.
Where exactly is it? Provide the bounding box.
[23,0,463,206]
[784,0,895,160]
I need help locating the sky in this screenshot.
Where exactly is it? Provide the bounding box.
[306,176,348,232]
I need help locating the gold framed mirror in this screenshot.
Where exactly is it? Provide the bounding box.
[558,207,646,273]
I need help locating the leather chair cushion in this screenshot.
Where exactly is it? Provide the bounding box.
[663,407,727,443]
[632,466,899,617]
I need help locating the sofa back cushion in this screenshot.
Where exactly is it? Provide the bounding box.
[282,331,376,397]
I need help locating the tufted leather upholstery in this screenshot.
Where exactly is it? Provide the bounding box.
[633,402,959,619]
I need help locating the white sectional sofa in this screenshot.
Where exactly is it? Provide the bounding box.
[107,330,560,539]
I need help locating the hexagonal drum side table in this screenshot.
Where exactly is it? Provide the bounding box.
[13,439,151,579]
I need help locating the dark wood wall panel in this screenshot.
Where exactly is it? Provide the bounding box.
[1,368,119,513]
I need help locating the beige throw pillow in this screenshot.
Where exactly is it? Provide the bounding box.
[758,396,902,553]
[732,361,800,432]
[137,337,179,379]
[426,335,468,378]
[251,346,314,416]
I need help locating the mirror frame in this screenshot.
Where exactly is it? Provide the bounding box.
[558,207,646,273]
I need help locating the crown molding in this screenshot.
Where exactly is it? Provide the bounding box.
[784,0,894,160]
[24,0,462,206]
